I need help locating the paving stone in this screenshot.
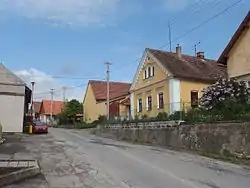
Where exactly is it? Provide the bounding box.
[17,161,28,167]
[28,161,37,167]
[8,161,18,167]
[0,161,9,167]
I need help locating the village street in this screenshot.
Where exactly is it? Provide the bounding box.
[3,128,250,188]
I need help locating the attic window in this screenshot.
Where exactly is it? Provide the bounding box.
[144,66,155,79]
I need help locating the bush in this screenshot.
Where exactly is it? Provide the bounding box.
[200,78,250,110]
[156,112,168,121]
[76,122,97,129]
[169,111,185,120]
[141,114,148,120]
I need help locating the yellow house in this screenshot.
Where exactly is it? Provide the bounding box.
[130,46,227,118]
[83,80,131,123]
[218,11,250,85]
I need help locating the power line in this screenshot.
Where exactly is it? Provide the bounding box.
[115,0,242,73]
[159,0,243,50]
[170,0,222,25]
[0,72,103,80]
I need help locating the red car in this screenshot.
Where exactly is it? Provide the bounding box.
[33,121,48,134]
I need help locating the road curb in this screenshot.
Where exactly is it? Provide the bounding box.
[0,160,41,187]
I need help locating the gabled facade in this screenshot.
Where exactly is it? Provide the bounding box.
[83,80,131,123]
[130,47,227,118]
[0,63,31,132]
[39,100,64,124]
[218,11,250,84]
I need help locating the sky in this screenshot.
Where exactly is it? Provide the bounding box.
[0,0,249,101]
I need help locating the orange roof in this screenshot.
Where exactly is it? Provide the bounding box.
[33,101,42,113]
[89,80,131,101]
[40,100,64,115]
[218,11,250,64]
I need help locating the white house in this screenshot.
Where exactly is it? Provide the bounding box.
[0,63,31,132]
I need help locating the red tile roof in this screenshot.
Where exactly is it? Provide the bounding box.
[218,11,250,64]
[33,101,42,113]
[148,48,227,83]
[89,80,131,101]
[40,100,64,115]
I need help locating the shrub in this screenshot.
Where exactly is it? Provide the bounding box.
[141,114,148,120]
[169,111,184,120]
[156,112,168,121]
[200,78,250,110]
[76,122,97,129]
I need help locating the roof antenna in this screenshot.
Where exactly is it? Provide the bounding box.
[193,41,201,56]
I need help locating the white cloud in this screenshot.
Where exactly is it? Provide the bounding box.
[14,68,84,101]
[0,0,121,27]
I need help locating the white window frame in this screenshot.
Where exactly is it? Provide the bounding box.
[147,96,152,111]
[137,98,142,112]
[158,92,164,109]
[147,67,151,78]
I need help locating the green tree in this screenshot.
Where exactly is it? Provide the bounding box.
[62,99,83,117]
[59,99,83,124]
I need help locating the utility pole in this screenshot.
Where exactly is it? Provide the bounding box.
[50,89,55,122]
[30,81,35,120]
[105,62,111,121]
[62,86,67,102]
[168,20,172,52]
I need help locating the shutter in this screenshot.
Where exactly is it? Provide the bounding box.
[146,96,149,111]
[152,66,155,76]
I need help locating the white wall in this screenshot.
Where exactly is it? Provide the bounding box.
[169,78,181,114]
[130,92,135,119]
[0,94,25,132]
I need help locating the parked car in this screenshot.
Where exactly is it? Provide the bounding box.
[32,121,48,134]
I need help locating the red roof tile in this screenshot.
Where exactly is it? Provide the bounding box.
[148,48,227,83]
[89,80,131,101]
[40,100,64,115]
[33,101,42,113]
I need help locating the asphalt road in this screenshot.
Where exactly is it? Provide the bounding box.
[49,128,250,188]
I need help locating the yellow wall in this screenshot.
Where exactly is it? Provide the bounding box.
[134,57,168,90]
[134,81,169,117]
[83,84,106,123]
[227,26,250,79]
[119,104,129,119]
[132,56,170,117]
[180,80,210,110]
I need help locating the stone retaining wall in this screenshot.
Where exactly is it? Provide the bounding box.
[96,122,250,155]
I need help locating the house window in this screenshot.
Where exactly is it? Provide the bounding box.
[191,91,199,108]
[158,92,164,109]
[147,96,152,111]
[144,70,147,79]
[137,98,142,112]
[148,67,151,78]
[152,66,155,76]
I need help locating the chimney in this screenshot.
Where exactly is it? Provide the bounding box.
[197,51,205,59]
[176,44,182,59]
